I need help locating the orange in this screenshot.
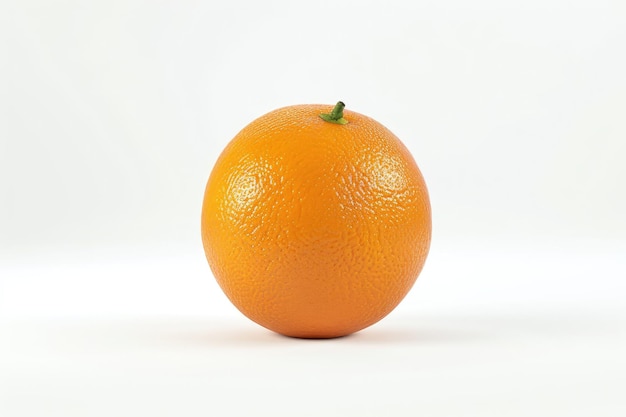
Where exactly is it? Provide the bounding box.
[201,102,431,338]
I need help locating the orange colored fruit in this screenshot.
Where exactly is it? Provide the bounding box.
[201,102,431,338]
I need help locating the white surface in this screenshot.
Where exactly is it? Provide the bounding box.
[2,1,626,415]
[1,241,625,416]
[1,313,625,417]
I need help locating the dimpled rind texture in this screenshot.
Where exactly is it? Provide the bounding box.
[201,104,431,338]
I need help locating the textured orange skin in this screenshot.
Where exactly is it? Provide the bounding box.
[201,104,431,338]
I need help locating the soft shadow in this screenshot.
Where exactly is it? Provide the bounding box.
[347,311,622,345]
[347,325,487,345]
[164,317,490,347]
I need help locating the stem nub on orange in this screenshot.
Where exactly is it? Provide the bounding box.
[201,102,431,338]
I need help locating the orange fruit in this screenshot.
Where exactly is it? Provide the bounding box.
[201,102,431,338]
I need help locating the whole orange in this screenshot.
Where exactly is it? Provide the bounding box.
[201,102,431,338]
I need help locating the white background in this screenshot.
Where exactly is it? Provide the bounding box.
[1,1,625,416]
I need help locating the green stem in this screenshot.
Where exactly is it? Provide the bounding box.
[319,101,348,125]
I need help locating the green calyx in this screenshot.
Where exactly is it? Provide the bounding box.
[319,101,348,125]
